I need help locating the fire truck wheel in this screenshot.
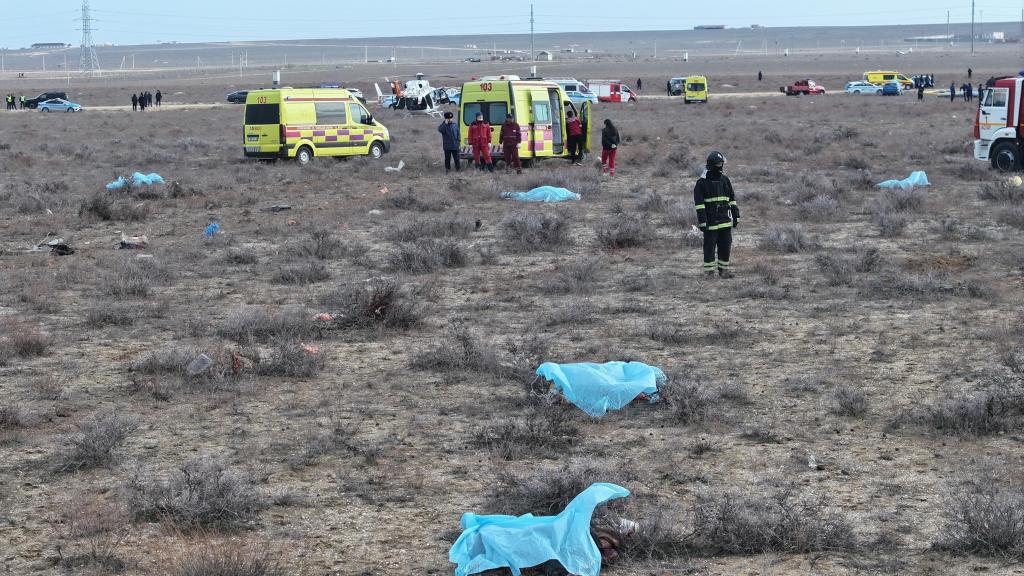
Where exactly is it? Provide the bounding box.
[991,142,1021,172]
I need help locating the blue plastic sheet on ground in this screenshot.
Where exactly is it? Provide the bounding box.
[876,171,930,191]
[450,483,630,576]
[204,223,220,238]
[536,361,664,417]
[105,176,127,191]
[502,186,581,202]
[132,172,165,186]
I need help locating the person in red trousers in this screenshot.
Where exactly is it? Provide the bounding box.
[600,119,619,176]
[468,112,494,172]
[499,113,522,174]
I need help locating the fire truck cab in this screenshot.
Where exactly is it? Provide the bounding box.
[975,76,1023,171]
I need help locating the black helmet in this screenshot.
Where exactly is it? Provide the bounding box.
[706,151,726,167]
[443,111,453,119]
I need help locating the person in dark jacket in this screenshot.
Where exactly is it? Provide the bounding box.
[694,151,740,278]
[131,93,138,111]
[438,111,461,173]
[666,80,671,96]
[155,90,162,106]
[758,70,763,82]
[600,119,619,176]
[468,112,494,172]
[949,82,956,102]
[566,110,584,166]
[917,85,924,101]
[636,78,642,91]
[499,113,522,174]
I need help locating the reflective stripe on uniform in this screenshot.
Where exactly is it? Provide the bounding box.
[729,201,738,206]
[703,196,730,202]
[718,260,730,267]
[694,204,705,210]
[703,261,717,269]
[707,221,733,230]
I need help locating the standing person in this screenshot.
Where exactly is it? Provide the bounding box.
[565,110,584,166]
[758,70,763,82]
[694,151,740,278]
[131,93,138,111]
[666,79,671,96]
[600,119,619,177]
[949,82,956,103]
[139,92,146,111]
[19,95,25,109]
[636,78,642,91]
[437,111,461,173]
[468,112,493,172]
[968,67,972,79]
[155,90,162,107]
[147,91,153,107]
[917,84,924,101]
[977,83,985,103]
[499,113,522,174]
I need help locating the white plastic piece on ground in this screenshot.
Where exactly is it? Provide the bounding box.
[384,160,405,172]
[187,354,213,376]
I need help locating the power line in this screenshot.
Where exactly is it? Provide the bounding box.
[77,0,100,74]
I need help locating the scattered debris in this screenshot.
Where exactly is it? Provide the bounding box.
[503,186,581,203]
[50,243,75,256]
[204,223,221,238]
[186,353,213,376]
[368,209,383,216]
[259,204,292,212]
[384,160,405,172]
[877,171,930,191]
[1010,175,1023,188]
[379,186,390,194]
[286,219,298,226]
[534,361,664,417]
[105,176,128,191]
[118,233,149,250]
[106,172,165,190]
[313,313,334,322]
[450,483,631,576]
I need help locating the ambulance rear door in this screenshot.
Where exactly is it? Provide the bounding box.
[580,100,592,153]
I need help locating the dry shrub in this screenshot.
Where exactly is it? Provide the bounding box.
[319,277,420,329]
[58,498,131,573]
[0,318,50,360]
[129,345,243,391]
[694,485,856,554]
[595,214,655,249]
[661,380,723,425]
[979,180,1024,202]
[473,399,579,460]
[486,459,622,515]
[272,260,329,285]
[217,307,314,344]
[828,385,870,417]
[379,189,451,212]
[938,474,1024,557]
[544,256,605,294]
[86,301,137,327]
[125,455,267,530]
[912,378,1024,436]
[999,206,1024,229]
[758,224,812,253]
[171,543,285,576]
[500,212,570,253]
[101,257,169,298]
[385,239,467,273]
[410,323,509,377]
[55,410,138,472]
[796,195,842,222]
[296,228,343,260]
[79,192,150,222]
[859,270,993,301]
[386,215,475,242]
[0,404,27,430]
[251,340,325,378]
[666,201,698,227]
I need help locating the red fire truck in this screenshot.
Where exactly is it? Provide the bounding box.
[975,75,1023,171]
[585,80,638,103]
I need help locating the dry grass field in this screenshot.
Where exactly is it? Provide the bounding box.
[2,49,1024,576]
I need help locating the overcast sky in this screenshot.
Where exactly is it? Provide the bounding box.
[3,1,1022,47]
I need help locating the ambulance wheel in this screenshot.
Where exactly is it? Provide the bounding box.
[991,142,1021,172]
[369,141,385,160]
[296,146,314,166]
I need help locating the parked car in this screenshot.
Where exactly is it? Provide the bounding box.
[37,98,82,112]
[565,89,598,105]
[226,90,249,104]
[24,91,68,109]
[880,82,903,96]
[781,79,826,96]
[844,81,882,94]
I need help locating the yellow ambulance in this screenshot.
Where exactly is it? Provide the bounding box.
[683,75,708,103]
[458,80,591,164]
[243,88,390,164]
[863,71,914,89]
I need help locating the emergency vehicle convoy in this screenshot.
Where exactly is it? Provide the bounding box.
[458,79,592,163]
[863,70,914,89]
[242,88,390,164]
[974,75,1023,171]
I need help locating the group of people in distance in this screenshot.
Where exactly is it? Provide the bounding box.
[437,112,621,176]
[131,90,162,111]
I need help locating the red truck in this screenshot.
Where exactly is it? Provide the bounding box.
[974,75,1022,171]
[780,79,826,96]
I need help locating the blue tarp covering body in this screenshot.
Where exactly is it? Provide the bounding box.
[204,223,220,238]
[876,171,930,191]
[536,361,664,417]
[106,172,165,190]
[449,483,630,576]
[503,186,581,202]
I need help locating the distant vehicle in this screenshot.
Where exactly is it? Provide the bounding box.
[586,80,637,103]
[974,76,1021,171]
[458,79,592,164]
[844,81,882,94]
[550,78,598,104]
[345,88,367,104]
[880,82,903,96]
[863,70,914,89]
[781,79,826,96]
[464,57,481,63]
[242,88,390,165]
[24,91,68,109]
[668,77,686,96]
[37,98,82,112]
[226,90,248,104]
[683,75,708,103]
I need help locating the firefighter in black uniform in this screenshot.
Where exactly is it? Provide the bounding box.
[694,151,740,278]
